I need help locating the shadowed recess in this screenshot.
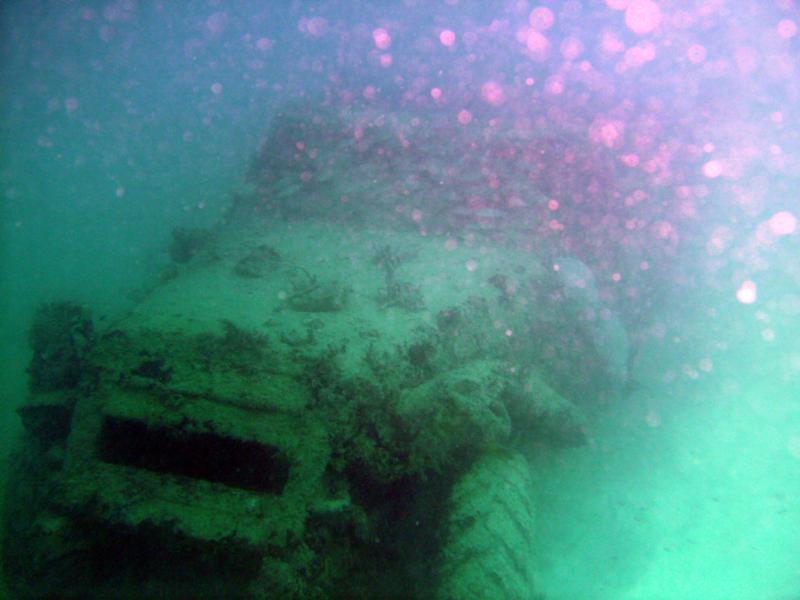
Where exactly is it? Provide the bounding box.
[97,416,290,494]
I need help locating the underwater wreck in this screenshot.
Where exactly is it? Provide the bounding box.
[4,105,634,599]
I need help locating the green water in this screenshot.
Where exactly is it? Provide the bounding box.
[2,1,800,598]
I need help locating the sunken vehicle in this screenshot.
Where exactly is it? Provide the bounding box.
[3,106,630,599]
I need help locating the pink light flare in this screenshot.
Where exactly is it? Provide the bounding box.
[481,81,506,106]
[544,75,564,95]
[625,0,662,36]
[457,110,473,125]
[736,280,757,304]
[362,86,377,100]
[600,30,626,55]
[702,159,723,178]
[653,220,675,241]
[439,29,456,47]
[620,41,656,70]
[529,7,555,31]
[621,153,640,167]
[768,211,797,236]
[706,225,734,256]
[525,29,551,60]
[299,17,327,38]
[372,28,391,50]
[560,37,585,61]
[589,117,625,149]
[687,44,707,63]
[430,87,442,100]
[777,19,797,39]
[255,37,272,51]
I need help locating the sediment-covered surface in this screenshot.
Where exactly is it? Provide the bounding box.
[3,106,639,599]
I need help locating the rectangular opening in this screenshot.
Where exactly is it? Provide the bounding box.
[97,416,289,494]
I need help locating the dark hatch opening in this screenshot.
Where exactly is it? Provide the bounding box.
[97,416,289,494]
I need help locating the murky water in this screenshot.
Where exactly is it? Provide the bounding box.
[2,2,799,598]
